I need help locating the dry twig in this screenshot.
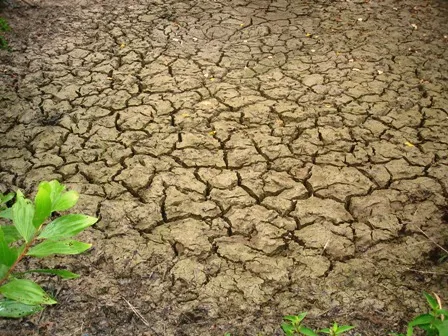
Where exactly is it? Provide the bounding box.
[122,297,150,327]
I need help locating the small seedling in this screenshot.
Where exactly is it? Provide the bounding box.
[406,292,448,336]
[320,322,355,335]
[0,181,97,318]
[281,313,318,336]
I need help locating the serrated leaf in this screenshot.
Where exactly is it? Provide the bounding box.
[53,190,79,212]
[19,269,79,280]
[298,326,318,336]
[0,278,56,305]
[0,207,12,220]
[38,214,97,240]
[0,226,18,266]
[424,292,440,310]
[27,239,91,257]
[0,298,43,318]
[12,190,36,242]
[336,325,355,334]
[2,225,21,244]
[408,314,434,327]
[33,184,52,228]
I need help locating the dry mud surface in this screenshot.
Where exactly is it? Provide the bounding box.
[1,0,448,335]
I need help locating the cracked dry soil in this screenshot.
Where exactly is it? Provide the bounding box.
[1,0,448,335]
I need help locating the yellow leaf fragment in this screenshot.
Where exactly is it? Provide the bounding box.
[209,131,216,136]
[405,141,415,147]
[120,43,126,48]
[181,113,190,117]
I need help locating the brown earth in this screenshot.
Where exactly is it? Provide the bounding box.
[0,0,448,335]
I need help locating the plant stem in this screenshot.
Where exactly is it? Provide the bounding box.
[0,236,38,286]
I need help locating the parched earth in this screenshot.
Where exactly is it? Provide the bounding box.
[0,0,448,335]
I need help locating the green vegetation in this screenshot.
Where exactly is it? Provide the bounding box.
[391,292,448,336]
[225,293,446,335]
[0,17,9,50]
[0,181,97,318]
[281,313,353,336]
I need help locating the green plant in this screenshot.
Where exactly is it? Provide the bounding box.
[281,313,318,336]
[0,16,10,50]
[281,313,355,336]
[406,292,448,336]
[0,180,97,318]
[319,322,354,335]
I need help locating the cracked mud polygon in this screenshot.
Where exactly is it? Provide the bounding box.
[0,0,447,335]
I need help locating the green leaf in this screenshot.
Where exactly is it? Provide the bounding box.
[2,225,21,244]
[298,326,318,336]
[0,207,12,220]
[38,214,97,240]
[436,309,448,318]
[0,192,14,206]
[295,312,308,324]
[0,264,9,279]
[0,278,56,305]
[319,328,330,334]
[53,190,79,212]
[281,323,295,335]
[408,314,434,327]
[46,180,69,212]
[336,326,355,334]
[12,190,36,242]
[33,184,52,228]
[27,239,91,257]
[424,292,440,310]
[283,312,307,325]
[0,226,18,267]
[436,320,448,336]
[284,315,299,322]
[0,298,43,318]
[18,269,79,280]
